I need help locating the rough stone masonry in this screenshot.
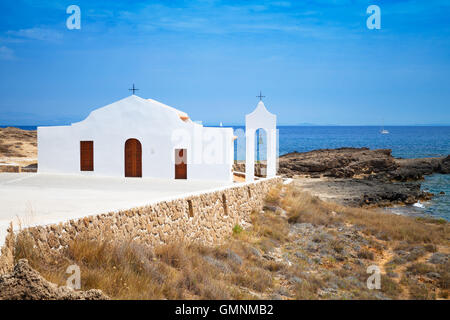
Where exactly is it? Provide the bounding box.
[0,177,281,274]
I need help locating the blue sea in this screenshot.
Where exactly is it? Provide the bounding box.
[3,125,450,220]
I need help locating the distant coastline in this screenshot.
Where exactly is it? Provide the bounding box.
[2,124,450,130]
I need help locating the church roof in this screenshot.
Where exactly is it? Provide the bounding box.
[147,98,190,121]
[71,95,193,127]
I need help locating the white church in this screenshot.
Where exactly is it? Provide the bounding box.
[38,94,277,182]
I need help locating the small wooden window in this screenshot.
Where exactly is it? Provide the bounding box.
[187,200,194,218]
[222,194,228,216]
[80,141,94,171]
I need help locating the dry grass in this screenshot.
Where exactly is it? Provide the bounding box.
[283,185,449,245]
[0,127,37,160]
[13,208,290,300]
[17,237,271,299]
[265,183,283,205]
[357,249,374,260]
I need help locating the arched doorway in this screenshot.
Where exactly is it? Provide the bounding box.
[125,138,142,177]
[254,128,267,177]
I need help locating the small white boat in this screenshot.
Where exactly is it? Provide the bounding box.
[219,122,223,127]
[380,120,389,134]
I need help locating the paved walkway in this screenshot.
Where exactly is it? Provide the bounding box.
[0,173,233,246]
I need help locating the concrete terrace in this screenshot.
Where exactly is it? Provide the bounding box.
[0,173,234,246]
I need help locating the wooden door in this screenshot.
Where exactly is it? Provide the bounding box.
[175,149,187,179]
[125,139,142,177]
[80,141,93,171]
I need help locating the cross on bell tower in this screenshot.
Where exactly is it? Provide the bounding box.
[256,91,265,101]
[129,84,139,95]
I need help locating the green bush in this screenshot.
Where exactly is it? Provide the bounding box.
[232,224,243,235]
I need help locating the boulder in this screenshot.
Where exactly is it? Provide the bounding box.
[0,259,108,300]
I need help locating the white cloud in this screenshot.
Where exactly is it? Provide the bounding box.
[0,46,15,60]
[6,27,62,41]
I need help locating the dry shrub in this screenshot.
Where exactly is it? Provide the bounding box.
[438,267,450,290]
[424,244,437,253]
[405,279,436,300]
[294,274,324,300]
[357,249,374,260]
[282,188,334,226]
[251,208,290,243]
[406,262,435,276]
[231,266,273,292]
[330,240,345,253]
[265,184,283,205]
[381,276,402,298]
[14,231,39,264]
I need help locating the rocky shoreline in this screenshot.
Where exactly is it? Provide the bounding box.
[234,148,449,207]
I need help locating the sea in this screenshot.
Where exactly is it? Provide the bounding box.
[3,125,450,220]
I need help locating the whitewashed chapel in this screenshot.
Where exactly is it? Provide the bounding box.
[38,93,277,182]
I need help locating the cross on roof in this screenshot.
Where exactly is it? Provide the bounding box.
[256,91,265,101]
[129,84,139,95]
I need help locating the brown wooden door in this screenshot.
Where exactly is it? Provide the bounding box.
[125,139,142,177]
[80,141,93,171]
[175,149,187,179]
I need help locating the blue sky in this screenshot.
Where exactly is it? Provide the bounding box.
[0,0,449,125]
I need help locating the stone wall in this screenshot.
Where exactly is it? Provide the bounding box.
[0,165,21,173]
[0,177,281,273]
[0,165,37,173]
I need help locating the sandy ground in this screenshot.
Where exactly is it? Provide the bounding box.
[293,176,352,204]
[0,173,234,246]
[0,127,37,167]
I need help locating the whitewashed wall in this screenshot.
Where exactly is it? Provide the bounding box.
[245,101,277,182]
[38,96,234,182]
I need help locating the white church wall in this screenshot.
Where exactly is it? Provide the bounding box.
[38,126,79,174]
[188,127,234,182]
[38,96,234,181]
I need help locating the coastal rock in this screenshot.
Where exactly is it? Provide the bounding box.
[0,259,108,300]
[391,156,449,181]
[428,253,449,265]
[241,147,449,208]
[234,147,448,181]
[277,148,397,178]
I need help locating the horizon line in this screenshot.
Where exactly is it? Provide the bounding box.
[2,124,450,128]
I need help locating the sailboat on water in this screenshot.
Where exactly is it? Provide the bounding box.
[380,119,389,134]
